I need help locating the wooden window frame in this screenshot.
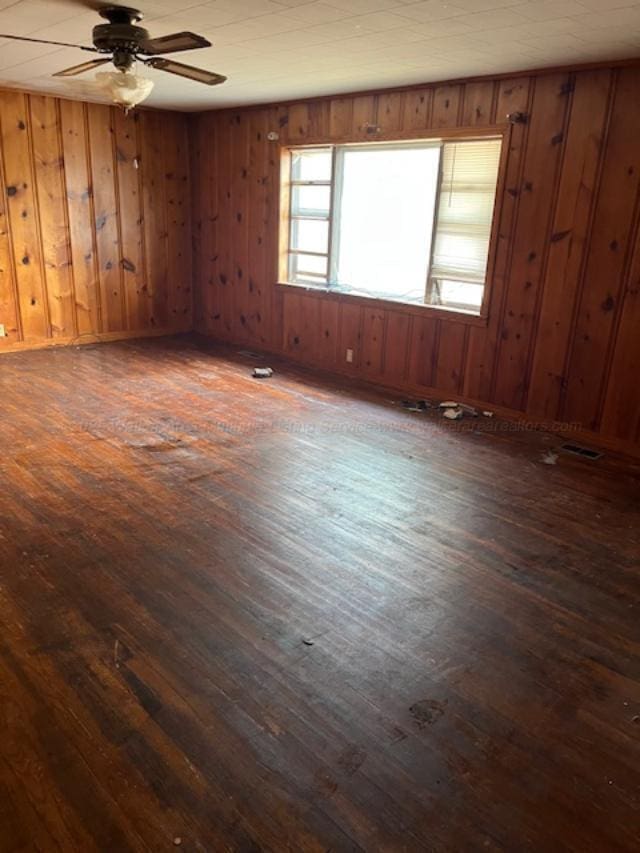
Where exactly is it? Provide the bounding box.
[278,123,511,326]
[287,147,335,285]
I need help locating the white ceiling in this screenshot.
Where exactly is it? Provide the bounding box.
[0,0,638,111]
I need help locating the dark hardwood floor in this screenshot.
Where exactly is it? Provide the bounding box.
[0,335,638,853]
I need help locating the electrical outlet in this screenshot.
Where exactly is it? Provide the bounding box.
[345,348,353,363]
[0,324,6,337]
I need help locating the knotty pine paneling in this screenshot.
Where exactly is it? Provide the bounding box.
[191,65,640,454]
[0,89,192,350]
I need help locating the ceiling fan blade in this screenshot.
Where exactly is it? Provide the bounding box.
[145,58,226,86]
[0,33,97,51]
[53,57,112,77]
[139,32,212,55]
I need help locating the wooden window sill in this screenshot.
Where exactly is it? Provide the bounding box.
[276,281,490,327]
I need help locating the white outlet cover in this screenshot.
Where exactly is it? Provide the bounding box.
[346,348,354,363]
[0,324,5,337]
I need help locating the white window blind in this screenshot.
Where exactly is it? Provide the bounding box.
[429,139,502,298]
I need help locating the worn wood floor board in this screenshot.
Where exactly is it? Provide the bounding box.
[0,335,638,853]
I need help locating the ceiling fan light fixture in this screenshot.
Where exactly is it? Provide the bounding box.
[95,69,154,112]
[0,6,226,101]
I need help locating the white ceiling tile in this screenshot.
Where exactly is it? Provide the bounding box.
[450,7,530,27]
[324,0,409,10]
[394,2,468,23]
[518,31,590,49]
[0,39,61,71]
[513,1,589,21]
[574,24,640,43]
[213,0,285,15]
[408,17,475,35]
[470,17,580,44]
[271,0,322,6]
[448,0,522,9]
[349,11,427,30]
[276,2,352,23]
[570,7,640,28]
[574,0,638,8]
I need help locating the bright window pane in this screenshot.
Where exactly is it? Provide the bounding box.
[290,253,328,284]
[291,149,332,182]
[291,219,329,254]
[434,279,484,311]
[292,185,331,217]
[335,145,441,302]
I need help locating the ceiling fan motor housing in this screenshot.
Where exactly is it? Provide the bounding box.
[93,24,149,51]
[92,6,148,61]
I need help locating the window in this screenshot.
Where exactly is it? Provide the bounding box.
[283,137,502,315]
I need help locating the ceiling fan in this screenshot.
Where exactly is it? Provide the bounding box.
[0,5,227,110]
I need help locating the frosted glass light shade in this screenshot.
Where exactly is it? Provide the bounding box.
[95,71,154,110]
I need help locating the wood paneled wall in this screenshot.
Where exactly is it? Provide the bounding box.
[0,90,192,350]
[190,66,640,454]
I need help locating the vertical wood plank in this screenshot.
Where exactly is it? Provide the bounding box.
[0,110,20,344]
[361,308,385,376]
[377,93,404,134]
[308,101,330,138]
[29,95,76,338]
[283,290,320,360]
[201,113,224,337]
[139,110,169,329]
[287,103,309,142]
[163,114,192,328]
[87,104,123,333]
[287,103,309,145]
[267,106,284,350]
[434,322,467,395]
[215,113,234,339]
[247,109,271,346]
[319,298,339,368]
[407,316,438,389]
[329,98,353,139]
[338,302,363,369]
[189,114,203,329]
[351,95,378,139]
[0,91,48,341]
[60,99,100,336]
[461,81,497,126]
[402,88,433,132]
[383,312,411,384]
[231,112,251,343]
[113,110,146,331]
[432,85,462,128]
[599,226,640,441]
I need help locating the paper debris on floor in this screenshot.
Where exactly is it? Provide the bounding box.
[399,398,496,424]
[443,407,464,420]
